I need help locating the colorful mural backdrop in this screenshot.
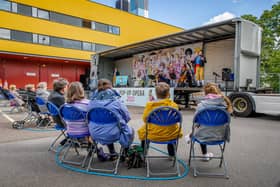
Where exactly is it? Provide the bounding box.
[132,43,203,87]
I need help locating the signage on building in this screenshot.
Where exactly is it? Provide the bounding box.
[26,72,36,76]
[51,73,60,78]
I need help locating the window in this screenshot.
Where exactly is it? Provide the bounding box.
[50,37,81,50]
[17,3,32,16]
[82,19,91,29]
[0,0,10,11]
[109,26,120,35]
[38,35,49,45]
[95,44,114,52]
[50,12,82,27]
[38,9,49,20]
[0,28,11,39]
[11,2,17,12]
[32,33,38,43]
[32,7,37,17]
[11,30,32,43]
[82,42,92,51]
[95,22,109,32]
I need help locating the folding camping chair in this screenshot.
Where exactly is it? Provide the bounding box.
[35,96,52,128]
[144,106,182,177]
[86,107,124,174]
[188,107,231,178]
[46,101,67,152]
[59,104,90,166]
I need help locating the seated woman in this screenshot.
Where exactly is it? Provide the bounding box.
[9,84,25,107]
[65,81,90,138]
[88,79,134,157]
[186,82,232,161]
[36,82,50,101]
[138,82,183,159]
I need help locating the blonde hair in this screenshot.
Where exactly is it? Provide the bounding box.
[66,82,85,103]
[155,82,170,99]
[204,83,233,113]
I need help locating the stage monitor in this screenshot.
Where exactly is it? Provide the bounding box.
[116,75,128,87]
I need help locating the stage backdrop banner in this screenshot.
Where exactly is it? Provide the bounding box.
[114,87,174,107]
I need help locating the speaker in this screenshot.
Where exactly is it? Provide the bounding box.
[222,68,231,81]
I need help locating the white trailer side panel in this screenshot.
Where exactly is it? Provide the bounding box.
[204,39,235,86]
[253,95,280,115]
[239,54,258,88]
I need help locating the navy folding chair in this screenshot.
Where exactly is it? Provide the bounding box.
[7,92,23,113]
[188,107,231,178]
[86,107,124,174]
[144,106,182,177]
[46,101,67,152]
[35,96,51,127]
[59,104,90,166]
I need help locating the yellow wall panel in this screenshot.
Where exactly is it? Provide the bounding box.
[3,0,184,60]
[0,40,92,61]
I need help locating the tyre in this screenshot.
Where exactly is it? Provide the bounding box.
[229,93,253,117]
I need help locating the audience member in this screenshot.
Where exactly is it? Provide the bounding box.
[88,79,134,158]
[138,82,182,159]
[48,78,68,128]
[36,82,50,101]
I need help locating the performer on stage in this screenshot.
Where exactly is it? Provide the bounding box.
[192,50,207,87]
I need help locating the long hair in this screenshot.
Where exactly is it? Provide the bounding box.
[204,83,233,113]
[66,82,85,103]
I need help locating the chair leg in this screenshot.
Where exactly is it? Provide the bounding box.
[48,131,65,152]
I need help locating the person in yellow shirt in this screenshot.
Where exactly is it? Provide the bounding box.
[138,82,183,157]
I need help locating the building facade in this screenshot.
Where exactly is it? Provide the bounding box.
[0,0,182,88]
[115,0,149,18]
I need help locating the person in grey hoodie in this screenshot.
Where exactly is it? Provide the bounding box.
[36,82,50,101]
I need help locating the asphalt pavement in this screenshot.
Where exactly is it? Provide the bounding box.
[0,101,279,187]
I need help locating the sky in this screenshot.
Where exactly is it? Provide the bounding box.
[92,0,277,29]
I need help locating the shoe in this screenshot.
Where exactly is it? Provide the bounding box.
[168,156,175,161]
[202,152,214,161]
[184,134,191,144]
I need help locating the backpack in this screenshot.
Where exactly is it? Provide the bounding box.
[126,145,144,169]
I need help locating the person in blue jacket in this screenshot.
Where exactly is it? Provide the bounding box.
[88,79,134,158]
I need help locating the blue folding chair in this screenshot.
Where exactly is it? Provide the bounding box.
[46,101,67,152]
[35,96,51,128]
[86,107,124,174]
[188,107,231,178]
[59,104,90,166]
[144,106,182,177]
[7,92,23,113]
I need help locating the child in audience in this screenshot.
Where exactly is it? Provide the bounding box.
[138,82,183,159]
[186,82,232,161]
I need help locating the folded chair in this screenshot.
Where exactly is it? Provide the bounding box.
[87,107,124,174]
[46,101,67,152]
[188,107,231,178]
[144,106,182,177]
[59,104,90,166]
[35,96,52,128]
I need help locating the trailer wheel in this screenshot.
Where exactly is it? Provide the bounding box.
[230,94,253,117]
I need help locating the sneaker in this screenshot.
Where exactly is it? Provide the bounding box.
[184,134,191,144]
[168,156,175,161]
[202,152,214,161]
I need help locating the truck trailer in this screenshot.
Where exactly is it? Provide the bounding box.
[90,18,280,117]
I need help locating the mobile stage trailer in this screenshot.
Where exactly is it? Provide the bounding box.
[90,18,280,117]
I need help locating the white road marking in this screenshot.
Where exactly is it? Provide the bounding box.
[0,109,15,122]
